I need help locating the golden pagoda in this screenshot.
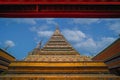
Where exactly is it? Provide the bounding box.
[24,27,91,62]
[0,28,119,80]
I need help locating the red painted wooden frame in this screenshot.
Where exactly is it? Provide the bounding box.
[0,1,120,18]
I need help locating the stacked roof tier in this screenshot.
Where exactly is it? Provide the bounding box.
[24,27,91,61]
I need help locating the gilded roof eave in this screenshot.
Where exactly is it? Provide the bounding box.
[0,48,15,61]
[9,61,107,67]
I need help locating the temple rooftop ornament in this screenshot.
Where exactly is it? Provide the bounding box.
[36,41,42,49]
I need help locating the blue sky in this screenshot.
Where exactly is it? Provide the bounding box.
[0,18,120,60]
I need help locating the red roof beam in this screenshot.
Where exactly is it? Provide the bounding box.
[0,12,120,18]
[0,1,120,5]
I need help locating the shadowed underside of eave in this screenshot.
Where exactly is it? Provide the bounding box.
[0,2,120,18]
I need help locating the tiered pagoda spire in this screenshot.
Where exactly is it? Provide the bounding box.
[40,27,78,55]
[36,41,42,49]
[25,27,91,62]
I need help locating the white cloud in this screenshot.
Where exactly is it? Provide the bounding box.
[37,31,53,37]
[102,19,120,22]
[30,25,49,32]
[13,18,36,25]
[62,29,86,42]
[73,18,100,25]
[75,38,97,52]
[109,22,120,34]
[29,26,37,32]
[74,37,115,56]
[96,37,116,51]
[29,19,58,39]
[30,25,54,38]
[36,18,57,25]
[5,40,15,47]
[46,18,57,25]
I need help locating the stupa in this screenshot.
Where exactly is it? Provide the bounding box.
[24,27,91,62]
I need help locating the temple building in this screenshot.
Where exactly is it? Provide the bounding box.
[0,28,120,80]
[0,48,15,73]
[92,38,120,76]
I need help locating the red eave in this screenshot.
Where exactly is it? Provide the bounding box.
[0,2,120,5]
[0,12,120,18]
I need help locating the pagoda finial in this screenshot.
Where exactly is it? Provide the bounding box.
[36,40,42,49]
[54,25,61,35]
